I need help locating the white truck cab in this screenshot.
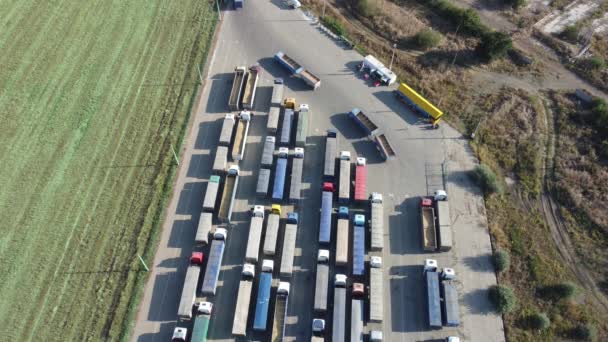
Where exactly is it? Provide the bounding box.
[335,274,347,287]
[294,147,305,159]
[196,301,213,315]
[318,249,330,263]
[356,157,366,166]
[285,0,301,8]
[434,189,448,201]
[446,337,461,342]
[339,150,351,161]
[252,205,265,218]
[442,268,456,280]
[214,228,228,241]
[171,327,187,342]
[370,256,382,268]
[242,263,255,278]
[424,259,438,274]
[278,281,290,295]
[239,110,252,121]
[278,147,289,158]
[262,259,275,272]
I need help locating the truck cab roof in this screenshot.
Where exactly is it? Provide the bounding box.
[252,205,265,217]
[209,175,220,183]
[356,157,366,166]
[271,204,282,215]
[354,214,365,226]
[299,103,309,112]
[196,301,213,315]
[370,192,383,202]
[214,228,228,241]
[243,263,256,278]
[370,256,382,268]
[171,327,187,342]
[287,212,298,224]
[322,182,334,192]
[442,268,456,280]
[294,147,304,158]
[318,249,330,262]
[266,136,276,143]
[424,259,438,273]
[278,147,289,157]
[339,151,351,160]
[190,252,204,265]
[335,274,347,287]
[312,318,325,332]
[239,110,252,120]
[227,164,240,175]
[274,78,284,84]
[434,190,448,201]
[352,282,365,296]
[278,282,290,295]
[338,206,349,218]
[262,259,274,272]
[370,330,383,341]
[326,129,337,138]
[224,113,235,120]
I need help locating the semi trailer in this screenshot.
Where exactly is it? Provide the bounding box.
[202,175,220,213]
[319,182,334,244]
[231,111,252,161]
[200,229,227,296]
[218,165,240,222]
[289,147,304,203]
[228,66,246,111]
[338,151,351,204]
[253,260,274,331]
[323,129,337,180]
[370,193,384,251]
[245,205,265,263]
[177,252,204,319]
[268,78,284,133]
[280,213,298,278]
[272,147,289,201]
[263,205,281,256]
[232,264,255,336]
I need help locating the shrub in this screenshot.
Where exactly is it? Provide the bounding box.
[357,0,380,18]
[588,57,605,70]
[493,250,511,273]
[561,25,579,43]
[473,164,502,195]
[321,16,345,36]
[477,31,512,61]
[540,282,578,300]
[488,285,517,313]
[592,98,608,136]
[505,0,526,9]
[571,323,597,341]
[414,29,442,49]
[427,0,488,37]
[527,312,550,330]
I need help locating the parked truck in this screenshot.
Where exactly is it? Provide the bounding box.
[296,104,309,147]
[228,66,246,111]
[218,165,240,222]
[280,108,294,146]
[370,266,383,322]
[232,264,256,336]
[435,196,452,251]
[195,212,213,246]
[274,51,304,74]
[351,299,364,342]
[298,69,321,90]
[231,111,252,161]
[323,130,337,181]
[268,79,284,133]
[212,146,228,174]
[374,134,396,161]
[441,280,460,327]
[420,197,438,252]
[394,82,443,128]
[424,259,442,329]
[200,229,227,295]
[319,182,334,244]
[370,193,384,251]
[177,252,204,319]
[271,282,291,342]
[349,108,379,138]
[203,175,221,212]
[191,302,213,342]
[338,151,351,204]
[336,207,349,266]
[261,136,276,167]
[257,168,271,198]
[280,213,298,278]
[354,157,366,201]
[272,147,289,201]
[263,205,281,255]
[171,327,187,342]
[289,147,304,203]
[332,274,347,342]
[353,214,365,276]
[241,65,259,110]
[219,113,236,147]
[314,250,330,312]
[245,205,265,263]
[253,260,274,331]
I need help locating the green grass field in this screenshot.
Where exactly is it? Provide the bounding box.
[0,0,217,340]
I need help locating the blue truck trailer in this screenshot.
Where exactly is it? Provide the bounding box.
[200,229,227,295]
[353,215,365,276]
[272,147,289,201]
[253,260,274,331]
[319,182,334,244]
[425,270,442,329]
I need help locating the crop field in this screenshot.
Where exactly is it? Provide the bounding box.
[0,0,217,340]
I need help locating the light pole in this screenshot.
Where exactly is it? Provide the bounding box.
[322,0,326,18]
[389,43,397,70]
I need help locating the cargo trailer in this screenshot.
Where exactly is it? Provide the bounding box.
[272,147,289,201]
[441,281,460,327]
[295,104,309,147]
[354,158,367,201]
[280,109,294,146]
[231,111,252,161]
[202,175,221,213]
[191,302,212,342]
[219,113,236,147]
[241,65,259,110]
[336,207,349,266]
[263,205,281,255]
[271,282,290,342]
[420,198,437,251]
[351,299,364,342]
[232,264,255,336]
[257,168,271,198]
[280,213,298,278]
[348,108,379,138]
[370,193,384,251]
[338,151,351,204]
[261,136,276,167]
[332,275,347,342]
[268,79,284,133]
[323,129,337,180]
[212,146,228,174]
[195,212,213,246]
[200,229,227,295]
[228,67,246,111]
[319,182,334,244]
[177,253,204,319]
[374,134,396,161]
[436,200,452,251]
[314,250,330,312]
[289,147,304,203]
[218,165,240,223]
[245,206,265,263]
[274,51,304,74]
[353,215,365,276]
[253,260,274,331]
[370,267,383,322]
[425,270,442,329]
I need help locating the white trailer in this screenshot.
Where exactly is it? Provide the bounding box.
[245,206,265,263]
[202,175,221,212]
[232,264,255,336]
[219,113,236,147]
[289,148,304,203]
[370,267,384,322]
[212,146,228,174]
[336,218,349,266]
[370,193,384,251]
[261,136,275,167]
[268,79,284,133]
[280,214,298,278]
[338,151,351,203]
[256,168,271,198]
[195,212,213,245]
[263,205,281,255]
[314,250,329,312]
[436,200,452,251]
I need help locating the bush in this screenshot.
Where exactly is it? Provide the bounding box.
[493,250,511,273]
[357,0,379,18]
[427,0,488,37]
[588,57,605,70]
[477,31,513,61]
[561,25,580,43]
[540,282,578,301]
[473,164,502,195]
[488,285,517,313]
[414,29,442,49]
[571,323,597,341]
[321,16,345,36]
[527,312,550,330]
[592,98,608,136]
[505,0,526,9]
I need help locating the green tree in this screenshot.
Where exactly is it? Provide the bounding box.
[540,282,578,301]
[414,29,442,49]
[488,285,517,313]
[477,31,512,61]
[527,312,551,330]
[571,323,597,341]
[473,164,503,195]
[493,250,511,273]
[588,57,605,70]
[561,25,580,43]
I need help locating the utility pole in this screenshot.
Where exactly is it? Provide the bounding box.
[138,255,149,272]
[197,64,203,85]
[389,43,397,70]
[216,0,222,21]
[170,143,180,166]
[322,0,326,18]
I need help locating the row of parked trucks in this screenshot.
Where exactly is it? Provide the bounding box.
[228,65,259,111]
[424,259,460,329]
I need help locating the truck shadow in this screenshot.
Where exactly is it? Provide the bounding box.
[252,86,273,113]
[167,218,196,249]
[136,321,175,342]
[205,73,234,113]
[372,90,426,127]
[389,196,426,255]
[187,153,213,179]
[195,118,223,150]
[146,272,182,322]
[462,287,494,315]
[329,112,364,140]
[351,140,384,165]
[175,181,204,216]
[390,264,426,332]
[257,57,313,92]
[462,253,494,273]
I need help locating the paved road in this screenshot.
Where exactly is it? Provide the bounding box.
[132,1,505,341]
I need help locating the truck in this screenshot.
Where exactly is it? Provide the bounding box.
[271,282,290,342]
[332,274,347,342]
[353,214,365,276]
[274,51,304,74]
[354,158,366,201]
[295,104,309,147]
[374,134,396,161]
[202,175,221,212]
[370,193,384,251]
[280,109,294,146]
[253,260,274,331]
[219,113,236,147]
[312,318,326,341]
[420,198,438,252]
[195,212,213,246]
[268,78,284,133]
[241,65,259,110]
[436,198,452,251]
[280,213,298,278]
[261,136,276,167]
[441,281,460,327]
[370,266,383,322]
[426,270,442,329]
[245,205,265,263]
[212,146,228,174]
[231,111,252,161]
[319,182,334,244]
[232,264,256,336]
[272,147,289,201]
[351,299,364,342]
[218,165,240,222]
[172,327,187,342]
[348,108,379,138]
[394,82,443,127]
[314,250,329,312]
[177,252,204,319]
[257,168,271,198]
[324,129,337,180]
[228,66,246,111]
[191,302,213,342]
[338,151,351,204]
[336,207,349,266]
[200,229,227,295]
[289,147,304,203]
[298,69,321,90]
[263,205,282,255]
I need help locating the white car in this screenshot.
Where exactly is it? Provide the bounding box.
[285,0,301,9]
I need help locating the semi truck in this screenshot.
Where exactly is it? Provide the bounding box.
[354,157,366,201]
[351,299,364,342]
[263,204,282,255]
[228,66,246,111]
[202,175,221,212]
[374,134,396,161]
[338,151,351,204]
[241,65,259,110]
[218,165,240,223]
[299,69,321,89]
[257,168,270,198]
[436,197,452,251]
[272,147,289,201]
[280,213,298,278]
[336,207,349,266]
[268,78,284,133]
[261,136,276,167]
[253,260,274,331]
[212,146,228,174]
[219,113,236,147]
[271,282,291,342]
[314,250,329,312]
[191,302,213,342]
[231,111,252,161]
[370,266,383,322]
[319,182,334,244]
[195,212,213,246]
[349,108,379,138]
[370,193,384,251]
[420,198,438,252]
[200,229,227,296]
[177,252,204,319]
[295,104,309,147]
[332,274,347,342]
[281,108,294,146]
[245,205,265,263]
[324,129,337,180]
[441,281,460,327]
[394,82,443,127]
[289,147,304,203]
[232,264,256,336]
[274,51,304,74]
[353,214,365,276]
[424,259,442,329]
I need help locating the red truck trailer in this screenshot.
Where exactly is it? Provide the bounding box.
[354,157,367,201]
